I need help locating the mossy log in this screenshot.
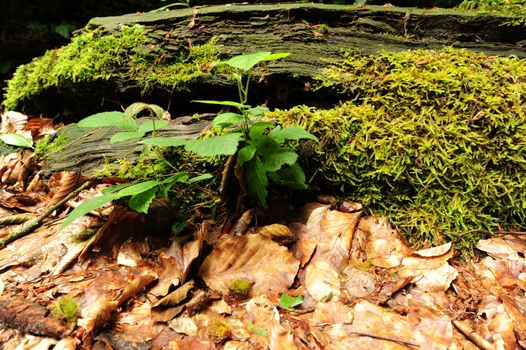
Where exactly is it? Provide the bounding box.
[4,3,526,118]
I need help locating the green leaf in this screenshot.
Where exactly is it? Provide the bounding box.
[268,126,319,144]
[59,193,118,231]
[117,181,161,196]
[271,161,307,189]
[140,137,187,147]
[128,187,157,214]
[224,51,271,71]
[279,294,303,309]
[125,102,165,119]
[188,173,213,183]
[246,106,269,117]
[184,133,243,157]
[261,52,291,62]
[0,134,33,148]
[247,155,268,207]
[110,131,145,144]
[261,150,298,172]
[159,173,190,197]
[77,111,136,131]
[192,100,250,110]
[249,122,274,140]
[253,329,268,336]
[137,119,170,133]
[211,113,244,128]
[238,144,257,165]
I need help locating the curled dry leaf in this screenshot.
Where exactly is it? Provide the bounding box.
[311,300,354,325]
[476,237,521,260]
[114,301,163,343]
[199,234,299,295]
[169,316,198,336]
[153,280,194,308]
[361,217,412,268]
[49,171,81,206]
[148,253,181,297]
[1,111,28,134]
[258,224,295,244]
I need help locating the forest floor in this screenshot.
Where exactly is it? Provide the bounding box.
[0,113,524,350]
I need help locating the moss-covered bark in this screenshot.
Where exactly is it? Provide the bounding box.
[3,3,526,118]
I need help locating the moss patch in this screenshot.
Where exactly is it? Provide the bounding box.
[268,47,526,250]
[3,25,223,110]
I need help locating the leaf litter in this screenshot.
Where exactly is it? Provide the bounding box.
[0,116,524,348]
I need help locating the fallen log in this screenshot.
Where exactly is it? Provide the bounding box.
[3,3,526,118]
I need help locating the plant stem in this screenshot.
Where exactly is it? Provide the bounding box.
[0,213,36,226]
[0,182,90,248]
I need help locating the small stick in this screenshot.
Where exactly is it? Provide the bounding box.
[0,182,90,249]
[348,331,421,348]
[0,213,36,226]
[452,320,495,350]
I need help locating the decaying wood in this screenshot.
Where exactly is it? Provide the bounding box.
[16,3,526,117]
[0,294,70,339]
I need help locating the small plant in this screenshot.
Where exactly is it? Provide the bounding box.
[278,293,303,311]
[209,318,232,340]
[144,51,319,207]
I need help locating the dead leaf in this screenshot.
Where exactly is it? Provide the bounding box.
[305,260,340,301]
[153,280,194,308]
[148,253,181,297]
[199,234,299,295]
[169,316,198,336]
[49,171,81,206]
[258,224,295,244]
[361,217,412,268]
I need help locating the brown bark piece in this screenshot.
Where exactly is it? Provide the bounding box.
[0,294,70,338]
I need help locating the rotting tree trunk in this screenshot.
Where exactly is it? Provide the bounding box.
[6,3,526,118]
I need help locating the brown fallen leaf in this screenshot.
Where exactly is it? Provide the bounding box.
[258,223,295,245]
[153,280,194,308]
[49,171,81,206]
[305,260,341,302]
[199,234,299,295]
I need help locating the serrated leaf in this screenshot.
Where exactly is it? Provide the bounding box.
[0,134,33,148]
[128,187,157,214]
[224,51,272,71]
[261,150,298,172]
[279,294,303,309]
[192,100,250,109]
[140,137,187,147]
[184,133,243,157]
[137,119,170,133]
[77,111,136,130]
[249,122,274,140]
[247,155,268,207]
[211,113,244,128]
[238,144,257,165]
[125,102,165,119]
[59,193,118,231]
[159,173,190,197]
[268,126,319,144]
[262,52,291,62]
[188,173,213,183]
[110,131,145,144]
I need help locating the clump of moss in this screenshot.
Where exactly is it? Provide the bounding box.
[457,0,526,24]
[3,25,223,110]
[209,318,232,340]
[49,296,79,328]
[268,47,526,250]
[34,133,70,159]
[228,279,252,299]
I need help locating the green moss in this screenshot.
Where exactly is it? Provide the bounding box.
[228,279,252,299]
[34,133,70,159]
[209,318,232,339]
[3,25,223,110]
[268,47,526,250]
[457,0,526,24]
[49,296,79,328]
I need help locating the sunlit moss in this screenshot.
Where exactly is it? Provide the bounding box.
[269,47,526,250]
[3,25,223,110]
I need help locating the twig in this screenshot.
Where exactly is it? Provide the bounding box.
[348,331,421,348]
[459,229,526,236]
[0,213,35,226]
[452,320,495,350]
[0,182,90,249]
